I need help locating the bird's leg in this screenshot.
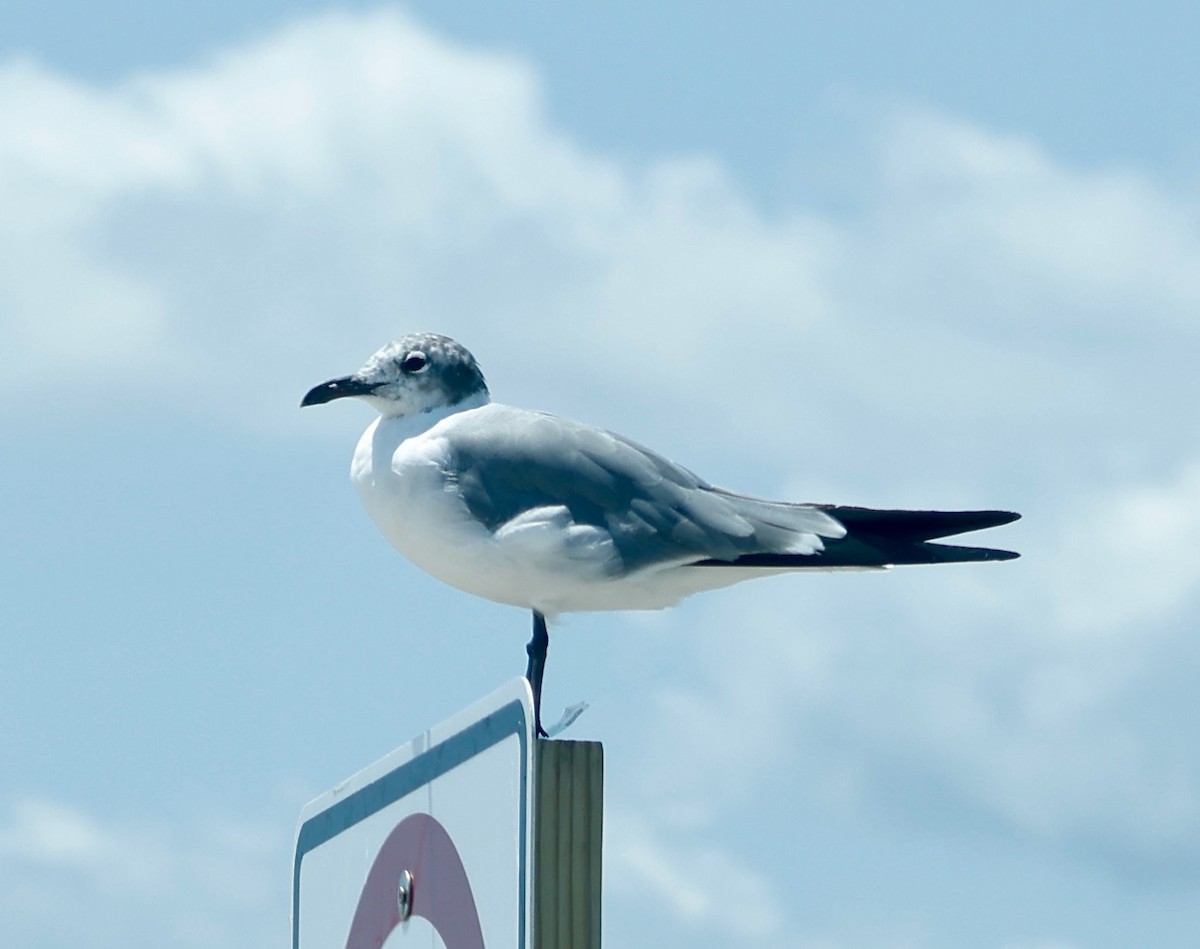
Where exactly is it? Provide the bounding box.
[525,610,550,739]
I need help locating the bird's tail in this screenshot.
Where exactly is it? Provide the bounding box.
[695,507,1020,568]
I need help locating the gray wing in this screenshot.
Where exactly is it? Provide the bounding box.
[445,406,844,571]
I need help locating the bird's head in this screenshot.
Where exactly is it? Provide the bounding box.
[301,334,489,418]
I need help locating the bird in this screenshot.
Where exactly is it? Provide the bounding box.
[302,333,1019,737]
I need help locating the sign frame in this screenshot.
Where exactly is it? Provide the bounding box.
[292,679,535,949]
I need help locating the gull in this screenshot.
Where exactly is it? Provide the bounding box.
[302,333,1019,736]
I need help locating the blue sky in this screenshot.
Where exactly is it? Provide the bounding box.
[3,3,1199,947]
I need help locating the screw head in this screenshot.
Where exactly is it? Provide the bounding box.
[397,869,415,921]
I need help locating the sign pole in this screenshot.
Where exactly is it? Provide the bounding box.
[533,740,604,949]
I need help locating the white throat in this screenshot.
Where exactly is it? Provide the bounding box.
[366,390,491,440]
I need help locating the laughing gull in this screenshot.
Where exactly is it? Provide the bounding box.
[302,333,1019,736]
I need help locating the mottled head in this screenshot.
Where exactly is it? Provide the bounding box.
[301,334,489,418]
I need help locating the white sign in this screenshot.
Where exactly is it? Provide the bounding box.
[293,679,535,949]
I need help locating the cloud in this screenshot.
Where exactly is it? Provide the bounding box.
[2,7,1196,466]
[606,808,784,942]
[879,109,1200,321]
[0,7,834,435]
[0,797,289,949]
[1052,460,1200,635]
[0,798,164,883]
[627,539,1200,888]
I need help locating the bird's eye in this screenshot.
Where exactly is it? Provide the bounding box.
[401,352,428,373]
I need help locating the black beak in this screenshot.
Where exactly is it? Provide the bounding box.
[300,376,379,407]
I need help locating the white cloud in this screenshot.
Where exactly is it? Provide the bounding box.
[631,562,1200,892]
[0,798,160,880]
[606,808,784,941]
[878,109,1200,320]
[0,797,289,949]
[1051,460,1200,635]
[0,7,835,435]
[2,8,1196,464]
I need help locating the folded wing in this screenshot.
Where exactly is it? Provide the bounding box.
[447,406,1019,574]
[447,407,843,572]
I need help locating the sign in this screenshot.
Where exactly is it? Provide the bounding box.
[293,679,535,949]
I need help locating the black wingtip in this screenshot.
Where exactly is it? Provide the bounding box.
[915,542,1020,564]
[694,542,1020,569]
[690,506,1021,570]
[821,506,1021,542]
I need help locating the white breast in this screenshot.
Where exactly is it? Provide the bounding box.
[349,407,604,612]
[350,412,513,603]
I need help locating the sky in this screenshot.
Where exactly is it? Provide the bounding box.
[2,2,1199,947]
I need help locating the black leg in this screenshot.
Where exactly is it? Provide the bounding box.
[525,610,550,738]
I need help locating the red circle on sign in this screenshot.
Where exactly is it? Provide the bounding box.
[344,812,485,949]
